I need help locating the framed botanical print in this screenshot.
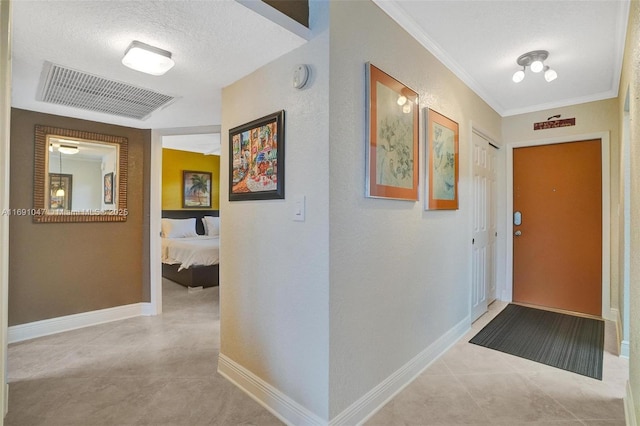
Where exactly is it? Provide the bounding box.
[426,108,459,210]
[365,63,419,201]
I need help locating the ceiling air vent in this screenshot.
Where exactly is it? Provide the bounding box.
[37,61,176,120]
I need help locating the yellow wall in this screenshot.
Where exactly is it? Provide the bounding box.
[162,148,220,210]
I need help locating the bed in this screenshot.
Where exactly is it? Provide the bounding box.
[161,210,220,288]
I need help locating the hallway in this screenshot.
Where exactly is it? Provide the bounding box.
[5,283,627,425]
[366,302,628,425]
[5,280,281,425]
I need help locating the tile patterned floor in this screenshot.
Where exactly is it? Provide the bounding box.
[5,285,628,425]
[365,301,628,426]
[6,280,282,426]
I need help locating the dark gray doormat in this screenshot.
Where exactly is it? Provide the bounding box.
[469,304,604,380]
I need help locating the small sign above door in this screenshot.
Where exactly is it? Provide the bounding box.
[533,118,576,130]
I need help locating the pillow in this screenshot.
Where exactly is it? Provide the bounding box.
[202,216,220,236]
[161,218,198,238]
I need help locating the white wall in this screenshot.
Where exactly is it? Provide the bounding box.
[327,0,501,418]
[219,0,330,421]
[0,0,11,418]
[50,156,102,210]
[619,0,640,420]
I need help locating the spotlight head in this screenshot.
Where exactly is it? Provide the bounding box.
[512,69,525,83]
[544,67,558,82]
[530,60,544,73]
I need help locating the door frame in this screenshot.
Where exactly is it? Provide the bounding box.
[0,0,11,418]
[504,131,613,321]
[149,125,221,315]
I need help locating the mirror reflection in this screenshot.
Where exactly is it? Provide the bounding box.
[47,137,118,212]
[33,125,128,223]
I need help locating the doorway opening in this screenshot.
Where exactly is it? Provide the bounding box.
[150,127,221,313]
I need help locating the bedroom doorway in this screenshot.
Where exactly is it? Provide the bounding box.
[151,126,221,313]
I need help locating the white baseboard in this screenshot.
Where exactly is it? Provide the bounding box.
[218,353,326,426]
[330,316,470,426]
[609,308,629,358]
[8,302,154,344]
[621,340,630,358]
[603,306,617,323]
[218,316,469,426]
[626,381,638,426]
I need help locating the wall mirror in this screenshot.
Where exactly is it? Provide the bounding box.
[33,125,128,223]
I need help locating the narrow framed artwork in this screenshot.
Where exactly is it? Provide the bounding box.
[426,108,459,210]
[48,173,72,210]
[183,170,212,208]
[103,172,114,204]
[229,110,284,201]
[365,63,419,201]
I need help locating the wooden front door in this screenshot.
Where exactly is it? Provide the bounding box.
[513,140,602,316]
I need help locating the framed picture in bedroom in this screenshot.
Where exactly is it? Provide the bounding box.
[365,63,419,201]
[183,170,212,208]
[103,172,114,204]
[229,110,285,201]
[425,108,459,210]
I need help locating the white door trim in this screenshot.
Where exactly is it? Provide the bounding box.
[504,131,612,320]
[1,0,12,419]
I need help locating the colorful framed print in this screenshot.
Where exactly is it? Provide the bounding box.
[229,110,285,201]
[183,170,212,208]
[426,108,459,210]
[365,63,419,201]
[103,172,114,204]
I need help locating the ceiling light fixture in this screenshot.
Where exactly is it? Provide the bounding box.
[122,41,175,76]
[512,50,557,83]
[55,152,65,198]
[58,145,79,155]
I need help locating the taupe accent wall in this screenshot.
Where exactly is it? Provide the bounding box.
[263,0,308,27]
[9,108,151,326]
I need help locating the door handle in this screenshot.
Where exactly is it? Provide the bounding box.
[514,230,522,236]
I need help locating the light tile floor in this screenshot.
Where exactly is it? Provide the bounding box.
[5,284,628,426]
[6,280,282,426]
[366,301,628,426]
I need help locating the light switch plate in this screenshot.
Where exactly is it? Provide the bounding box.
[293,195,306,222]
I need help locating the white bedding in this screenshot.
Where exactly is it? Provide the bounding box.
[161,236,220,271]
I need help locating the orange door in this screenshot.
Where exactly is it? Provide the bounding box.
[513,140,602,316]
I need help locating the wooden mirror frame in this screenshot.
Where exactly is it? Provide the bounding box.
[33,125,128,223]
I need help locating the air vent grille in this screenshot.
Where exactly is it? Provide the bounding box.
[38,62,175,120]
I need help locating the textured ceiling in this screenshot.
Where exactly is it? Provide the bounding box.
[162,133,221,156]
[11,0,630,133]
[11,0,307,130]
[375,0,630,116]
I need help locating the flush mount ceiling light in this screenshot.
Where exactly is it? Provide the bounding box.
[512,50,558,83]
[122,41,175,76]
[58,145,79,155]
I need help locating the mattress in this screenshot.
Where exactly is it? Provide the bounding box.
[161,236,220,271]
